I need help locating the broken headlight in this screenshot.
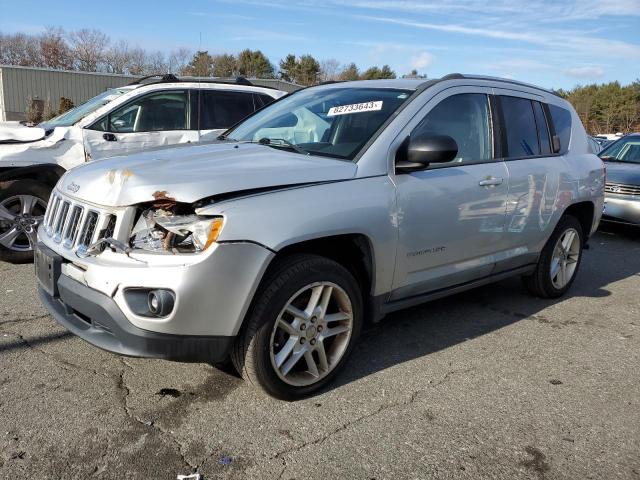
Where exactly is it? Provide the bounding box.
[130,209,223,253]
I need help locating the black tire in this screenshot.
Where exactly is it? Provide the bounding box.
[523,215,584,298]
[231,254,363,400]
[0,180,51,264]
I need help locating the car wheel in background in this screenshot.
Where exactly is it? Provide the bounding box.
[0,180,50,264]
[231,254,363,400]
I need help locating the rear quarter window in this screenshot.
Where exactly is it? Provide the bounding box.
[548,104,572,154]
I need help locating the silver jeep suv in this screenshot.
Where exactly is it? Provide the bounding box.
[36,74,605,399]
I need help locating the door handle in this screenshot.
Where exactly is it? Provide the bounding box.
[103,133,117,142]
[478,177,503,187]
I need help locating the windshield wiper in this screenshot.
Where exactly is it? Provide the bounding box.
[258,137,310,156]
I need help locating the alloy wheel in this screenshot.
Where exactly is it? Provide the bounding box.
[0,195,47,252]
[269,282,353,387]
[550,227,580,289]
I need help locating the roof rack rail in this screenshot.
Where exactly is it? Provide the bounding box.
[439,73,562,97]
[234,76,254,86]
[128,73,179,85]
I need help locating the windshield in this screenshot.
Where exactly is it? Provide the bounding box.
[225,87,413,160]
[599,137,640,164]
[40,88,130,128]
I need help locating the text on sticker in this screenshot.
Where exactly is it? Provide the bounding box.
[327,101,383,116]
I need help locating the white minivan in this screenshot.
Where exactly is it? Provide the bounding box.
[0,75,286,262]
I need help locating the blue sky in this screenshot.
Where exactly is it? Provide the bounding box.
[1,0,639,89]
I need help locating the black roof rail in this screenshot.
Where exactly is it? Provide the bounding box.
[128,73,179,86]
[234,76,254,86]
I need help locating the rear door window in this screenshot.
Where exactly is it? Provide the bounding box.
[200,90,256,130]
[548,104,572,154]
[255,94,276,108]
[500,96,540,158]
[532,101,552,155]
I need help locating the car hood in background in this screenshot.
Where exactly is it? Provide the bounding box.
[0,123,46,143]
[58,142,358,207]
[605,161,640,186]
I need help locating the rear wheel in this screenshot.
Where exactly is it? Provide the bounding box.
[0,180,50,264]
[523,215,584,298]
[232,254,362,400]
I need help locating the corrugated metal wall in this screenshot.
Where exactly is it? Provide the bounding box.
[0,65,301,121]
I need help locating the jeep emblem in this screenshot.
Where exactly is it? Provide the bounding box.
[67,182,80,193]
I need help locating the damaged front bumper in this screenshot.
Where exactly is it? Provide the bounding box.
[36,237,274,361]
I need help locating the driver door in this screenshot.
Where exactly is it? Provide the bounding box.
[83,90,198,161]
[391,87,510,300]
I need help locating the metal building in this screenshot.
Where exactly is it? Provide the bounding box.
[0,65,300,122]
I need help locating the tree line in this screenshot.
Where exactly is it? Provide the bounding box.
[557,81,640,134]
[0,27,399,86]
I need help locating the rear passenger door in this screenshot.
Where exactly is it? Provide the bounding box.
[494,90,565,270]
[197,89,260,141]
[391,88,510,300]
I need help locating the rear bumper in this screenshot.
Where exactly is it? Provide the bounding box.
[39,273,233,363]
[603,195,640,225]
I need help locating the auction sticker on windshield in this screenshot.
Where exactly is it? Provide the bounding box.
[328,101,383,116]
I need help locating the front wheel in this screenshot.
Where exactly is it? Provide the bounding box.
[232,254,363,400]
[0,180,50,264]
[523,215,584,298]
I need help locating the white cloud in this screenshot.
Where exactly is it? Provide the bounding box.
[411,51,434,70]
[563,66,605,79]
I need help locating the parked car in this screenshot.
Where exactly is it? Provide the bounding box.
[588,136,604,154]
[0,75,286,263]
[36,74,604,399]
[599,133,640,225]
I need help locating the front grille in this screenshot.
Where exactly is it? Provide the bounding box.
[42,192,122,252]
[605,182,640,196]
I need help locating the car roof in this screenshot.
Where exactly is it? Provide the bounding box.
[314,73,560,98]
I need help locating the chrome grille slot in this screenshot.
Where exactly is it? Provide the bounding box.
[79,211,99,247]
[97,215,117,252]
[45,195,60,234]
[53,201,70,242]
[63,206,84,248]
[41,190,124,254]
[605,183,640,196]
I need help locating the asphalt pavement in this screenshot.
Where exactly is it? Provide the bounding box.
[1,225,639,479]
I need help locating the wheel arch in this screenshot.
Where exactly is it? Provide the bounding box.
[0,164,66,189]
[562,201,595,241]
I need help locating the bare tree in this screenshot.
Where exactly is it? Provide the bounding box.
[0,32,41,66]
[144,51,168,74]
[168,47,192,75]
[104,39,131,74]
[69,28,109,71]
[319,58,340,82]
[127,47,147,75]
[39,27,72,70]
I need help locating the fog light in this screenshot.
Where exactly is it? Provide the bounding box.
[148,289,174,317]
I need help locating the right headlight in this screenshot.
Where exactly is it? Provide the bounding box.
[130,209,224,253]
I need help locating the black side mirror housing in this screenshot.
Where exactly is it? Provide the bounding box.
[396,133,458,172]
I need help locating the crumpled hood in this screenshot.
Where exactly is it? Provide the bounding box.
[605,161,640,186]
[0,123,46,143]
[59,142,358,207]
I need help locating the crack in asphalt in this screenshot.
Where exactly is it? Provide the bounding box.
[115,362,206,476]
[2,329,202,476]
[271,366,476,465]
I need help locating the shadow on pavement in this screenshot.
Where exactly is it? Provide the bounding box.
[0,331,72,354]
[327,228,640,393]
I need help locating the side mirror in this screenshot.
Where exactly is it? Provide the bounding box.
[396,133,458,172]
